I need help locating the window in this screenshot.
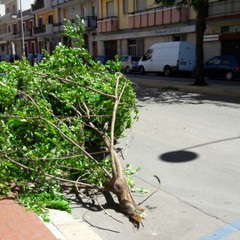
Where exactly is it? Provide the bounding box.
[128,39,137,56]
[63,9,68,19]
[208,57,221,65]
[48,15,54,24]
[81,5,86,18]
[106,1,114,17]
[136,0,146,11]
[221,26,229,33]
[123,0,128,14]
[92,6,96,16]
[38,18,43,27]
[142,49,153,61]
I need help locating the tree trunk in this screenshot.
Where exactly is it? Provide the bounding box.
[106,149,145,223]
[194,2,208,86]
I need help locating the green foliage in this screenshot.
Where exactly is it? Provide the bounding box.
[124,164,149,193]
[0,19,137,219]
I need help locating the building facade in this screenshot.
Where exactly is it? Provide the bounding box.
[96,0,196,59]
[204,0,240,61]
[0,0,239,61]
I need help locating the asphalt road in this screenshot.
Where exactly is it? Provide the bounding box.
[70,84,240,240]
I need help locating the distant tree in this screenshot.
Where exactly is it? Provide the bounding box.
[155,0,208,86]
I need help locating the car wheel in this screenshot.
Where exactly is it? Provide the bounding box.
[225,71,233,81]
[139,66,145,75]
[164,66,171,77]
[125,67,131,74]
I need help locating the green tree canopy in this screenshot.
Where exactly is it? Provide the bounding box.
[0,18,145,223]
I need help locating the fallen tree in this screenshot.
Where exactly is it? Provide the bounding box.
[0,18,145,223]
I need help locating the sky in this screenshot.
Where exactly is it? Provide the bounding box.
[0,0,35,15]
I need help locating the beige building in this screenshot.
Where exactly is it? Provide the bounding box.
[0,0,239,61]
[96,0,196,59]
[204,0,240,61]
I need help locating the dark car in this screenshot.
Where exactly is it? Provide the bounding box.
[34,54,44,64]
[4,54,20,63]
[94,55,109,64]
[27,53,37,65]
[204,55,240,80]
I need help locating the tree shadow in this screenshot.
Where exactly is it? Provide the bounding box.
[134,86,240,107]
[160,150,198,163]
[66,190,121,213]
[159,136,240,163]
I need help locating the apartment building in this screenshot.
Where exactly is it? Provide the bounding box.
[0,0,97,57]
[50,0,97,55]
[0,0,19,56]
[0,0,239,60]
[96,0,196,59]
[204,0,240,61]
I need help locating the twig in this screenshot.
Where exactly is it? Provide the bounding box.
[5,155,104,190]
[95,197,123,224]
[138,175,161,206]
[82,211,121,233]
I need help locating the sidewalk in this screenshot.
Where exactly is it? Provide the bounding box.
[0,199,57,240]
[0,198,102,240]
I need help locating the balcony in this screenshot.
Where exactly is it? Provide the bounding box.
[83,16,97,30]
[31,0,51,12]
[33,24,53,35]
[0,12,18,23]
[128,6,189,29]
[208,0,240,19]
[97,17,118,33]
[0,31,14,41]
[53,23,64,33]
[0,0,10,4]
[51,0,72,6]
[13,29,33,39]
[33,25,46,34]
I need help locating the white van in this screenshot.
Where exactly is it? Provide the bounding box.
[138,41,196,76]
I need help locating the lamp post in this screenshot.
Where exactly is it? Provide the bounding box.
[19,0,25,57]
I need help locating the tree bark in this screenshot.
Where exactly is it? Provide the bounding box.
[194,2,208,86]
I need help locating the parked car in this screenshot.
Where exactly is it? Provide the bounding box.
[138,41,196,76]
[34,54,44,64]
[119,55,141,73]
[94,55,109,64]
[4,54,20,63]
[27,53,37,65]
[204,55,240,80]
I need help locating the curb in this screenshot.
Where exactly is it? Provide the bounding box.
[44,209,103,240]
[130,78,240,98]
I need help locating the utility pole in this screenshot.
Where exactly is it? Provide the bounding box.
[19,0,25,57]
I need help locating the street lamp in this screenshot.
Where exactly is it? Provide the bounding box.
[19,0,25,57]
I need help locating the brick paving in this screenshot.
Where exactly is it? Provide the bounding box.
[0,199,57,240]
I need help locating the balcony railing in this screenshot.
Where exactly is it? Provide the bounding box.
[13,30,33,38]
[33,25,46,34]
[83,16,97,30]
[208,0,240,19]
[0,12,18,23]
[33,24,53,35]
[97,17,118,33]
[51,0,72,6]
[31,0,51,12]
[128,6,188,29]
